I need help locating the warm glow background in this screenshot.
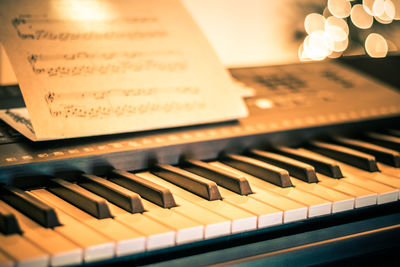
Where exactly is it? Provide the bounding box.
[182,0,400,66]
[182,0,303,67]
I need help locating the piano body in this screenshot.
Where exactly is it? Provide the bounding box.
[0,56,399,266]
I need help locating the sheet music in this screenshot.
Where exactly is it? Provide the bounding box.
[0,0,247,141]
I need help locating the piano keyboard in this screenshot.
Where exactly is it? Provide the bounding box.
[0,130,400,267]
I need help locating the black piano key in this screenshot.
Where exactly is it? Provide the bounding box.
[79,174,145,214]
[274,146,344,178]
[48,178,112,219]
[109,170,177,208]
[308,141,379,172]
[364,132,400,152]
[219,153,293,188]
[386,128,400,137]
[0,204,22,235]
[0,185,61,228]
[151,164,222,201]
[180,159,253,195]
[248,149,319,183]
[333,137,400,167]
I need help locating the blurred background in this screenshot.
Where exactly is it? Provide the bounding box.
[182,0,400,67]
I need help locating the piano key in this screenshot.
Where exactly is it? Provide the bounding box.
[209,162,308,223]
[211,162,331,218]
[138,172,258,234]
[0,232,48,267]
[249,185,307,223]
[219,153,293,188]
[109,170,177,208]
[48,178,112,219]
[29,189,115,263]
[141,199,204,245]
[364,132,400,151]
[31,189,145,257]
[342,174,398,204]
[0,185,61,228]
[0,203,21,235]
[377,162,400,177]
[297,148,398,203]
[106,203,175,250]
[300,146,400,189]
[180,159,253,195]
[150,164,222,201]
[277,148,378,208]
[308,140,379,172]
[0,250,13,267]
[333,136,400,167]
[316,174,377,208]
[333,160,400,194]
[274,146,344,178]
[79,174,145,214]
[113,174,232,239]
[0,200,82,267]
[248,149,319,183]
[216,186,283,228]
[386,128,400,137]
[289,179,354,213]
[164,195,231,239]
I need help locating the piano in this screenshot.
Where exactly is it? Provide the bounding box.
[0,55,399,266]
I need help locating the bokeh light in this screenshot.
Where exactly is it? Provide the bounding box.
[372,0,385,16]
[299,0,397,61]
[328,0,351,18]
[365,33,388,57]
[351,4,373,29]
[305,13,326,35]
[325,16,349,41]
[393,0,400,20]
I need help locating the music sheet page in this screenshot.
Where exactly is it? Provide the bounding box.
[0,0,247,141]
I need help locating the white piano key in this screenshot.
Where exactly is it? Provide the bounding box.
[0,250,13,267]
[137,172,257,234]
[217,186,282,228]
[106,203,175,250]
[298,148,399,203]
[210,162,308,223]
[317,175,377,208]
[29,190,115,263]
[211,162,331,218]
[0,200,82,267]
[343,163,400,189]
[290,179,354,213]
[164,195,231,239]
[340,173,398,204]
[30,189,145,258]
[175,197,231,238]
[378,162,400,178]
[141,199,204,245]
[0,232,48,267]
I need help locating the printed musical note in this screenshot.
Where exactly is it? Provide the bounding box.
[12,14,167,41]
[46,101,206,118]
[5,110,34,134]
[28,51,187,77]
